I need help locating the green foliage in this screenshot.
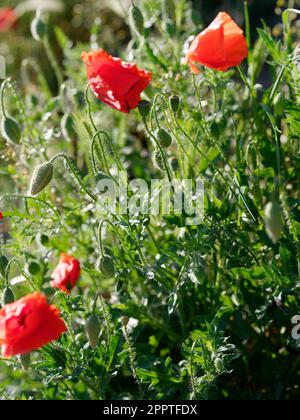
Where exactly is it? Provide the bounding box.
[0,0,300,401]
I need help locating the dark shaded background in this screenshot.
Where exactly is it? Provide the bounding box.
[194,0,278,33]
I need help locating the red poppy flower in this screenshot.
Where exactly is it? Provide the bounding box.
[0,292,67,357]
[51,254,81,294]
[0,212,3,221]
[184,12,248,73]
[0,8,18,32]
[82,49,152,113]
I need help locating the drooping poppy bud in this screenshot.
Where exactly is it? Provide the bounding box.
[264,201,284,244]
[157,128,172,148]
[2,287,14,306]
[130,3,144,36]
[169,95,180,113]
[0,255,8,278]
[1,117,21,144]
[95,255,115,278]
[0,292,67,357]
[138,100,151,119]
[19,353,31,370]
[85,314,101,348]
[184,12,248,73]
[82,49,152,113]
[153,148,165,172]
[51,254,81,294]
[29,162,54,196]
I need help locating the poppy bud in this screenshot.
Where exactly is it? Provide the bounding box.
[19,353,31,371]
[0,255,8,278]
[61,113,76,140]
[31,12,46,41]
[96,255,115,278]
[130,4,144,36]
[85,314,101,348]
[2,287,15,305]
[214,357,224,373]
[1,117,21,144]
[29,162,54,196]
[138,100,151,119]
[153,148,165,172]
[157,128,172,148]
[169,95,180,113]
[264,201,284,244]
[28,261,41,275]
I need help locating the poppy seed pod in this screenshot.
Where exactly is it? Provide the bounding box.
[264,201,284,244]
[138,100,151,119]
[1,117,21,144]
[19,353,31,371]
[29,162,54,196]
[169,95,180,113]
[157,128,172,148]
[130,4,144,36]
[31,12,46,41]
[0,255,8,278]
[96,255,115,278]
[85,314,101,348]
[2,287,15,305]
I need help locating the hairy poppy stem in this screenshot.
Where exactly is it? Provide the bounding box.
[0,79,9,119]
[84,84,110,176]
[5,258,37,290]
[50,152,98,202]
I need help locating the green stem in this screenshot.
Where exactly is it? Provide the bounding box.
[50,153,98,202]
[5,258,37,290]
[144,120,173,183]
[85,84,110,175]
[97,219,115,257]
[43,32,64,88]
[0,79,8,119]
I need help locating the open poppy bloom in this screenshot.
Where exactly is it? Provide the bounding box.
[0,292,67,357]
[51,254,81,294]
[0,8,18,32]
[82,49,152,113]
[0,212,3,221]
[184,12,248,73]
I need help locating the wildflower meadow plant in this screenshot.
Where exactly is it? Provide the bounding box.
[0,0,299,401]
